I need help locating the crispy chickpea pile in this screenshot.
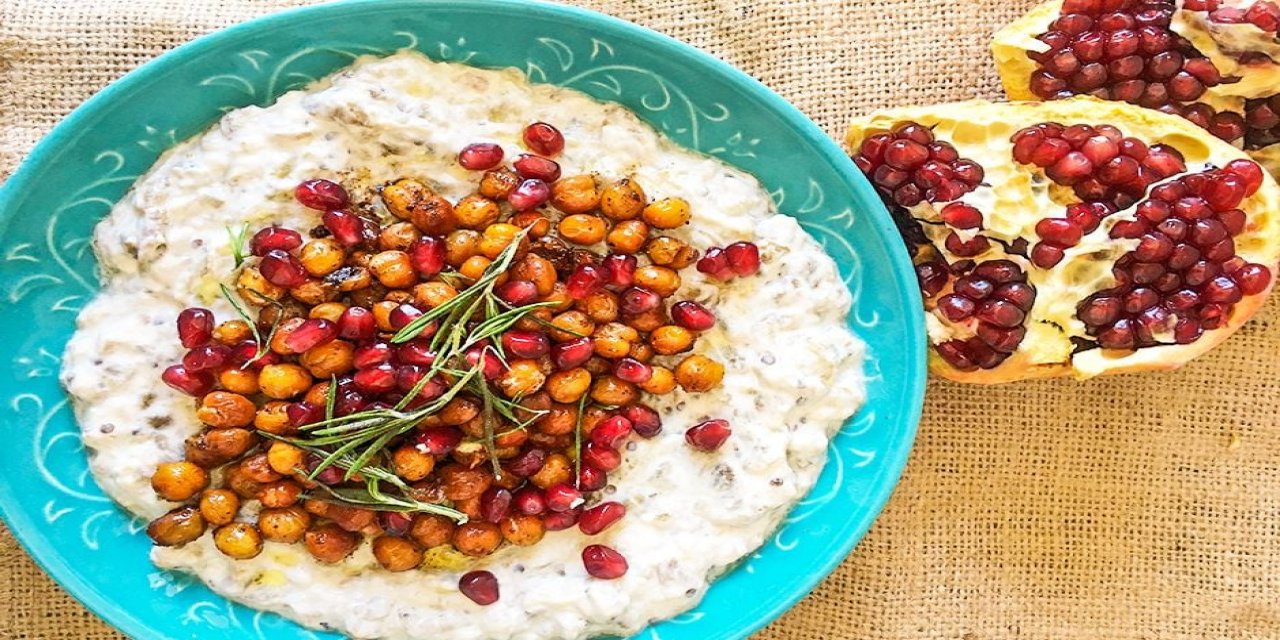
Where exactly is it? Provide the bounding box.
[154,122,758,596]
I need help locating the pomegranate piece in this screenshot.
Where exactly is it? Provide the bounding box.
[550,337,594,370]
[353,341,394,369]
[543,506,582,531]
[513,155,562,182]
[354,364,397,394]
[566,263,605,300]
[582,441,623,472]
[388,303,425,331]
[685,419,732,451]
[582,544,629,579]
[176,307,215,348]
[458,143,504,171]
[322,210,368,247]
[508,179,551,211]
[579,502,627,535]
[250,226,303,257]
[282,318,338,353]
[397,340,437,366]
[495,280,539,307]
[414,427,463,456]
[502,330,550,359]
[380,512,413,538]
[671,300,716,331]
[620,404,662,438]
[512,486,547,515]
[464,346,507,380]
[724,242,762,276]
[458,570,500,605]
[613,357,653,384]
[545,483,584,512]
[295,179,349,211]
[408,236,446,276]
[480,487,513,523]
[286,402,324,427]
[181,344,230,372]
[577,464,608,491]
[507,448,548,477]
[590,415,633,449]
[161,364,214,396]
[619,287,661,315]
[855,122,986,209]
[601,254,638,289]
[696,247,734,281]
[337,306,377,341]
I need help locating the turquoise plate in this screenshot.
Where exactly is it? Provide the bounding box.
[0,1,925,638]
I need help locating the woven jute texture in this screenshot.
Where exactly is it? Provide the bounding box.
[4,1,1280,639]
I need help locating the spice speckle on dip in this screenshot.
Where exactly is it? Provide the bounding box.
[61,51,866,640]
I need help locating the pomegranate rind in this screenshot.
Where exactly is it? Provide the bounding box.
[992,0,1280,175]
[847,97,1280,383]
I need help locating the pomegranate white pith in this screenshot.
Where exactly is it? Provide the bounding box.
[848,98,1280,383]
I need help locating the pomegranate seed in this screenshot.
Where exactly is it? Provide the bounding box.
[583,441,623,472]
[380,512,413,537]
[685,419,732,451]
[337,307,377,341]
[502,330,550,359]
[230,341,279,368]
[976,323,1026,353]
[579,502,626,535]
[621,404,662,438]
[480,487,513,524]
[523,122,565,156]
[514,155,561,182]
[394,365,427,393]
[724,242,761,276]
[295,179,349,210]
[182,344,230,372]
[508,179,551,211]
[670,300,716,331]
[286,402,323,427]
[582,545,628,580]
[934,340,976,371]
[613,357,653,384]
[619,287,661,315]
[1097,318,1137,349]
[945,232,991,258]
[975,300,1025,328]
[176,307,215,348]
[459,571,500,606]
[414,427,463,455]
[916,260,950,298]
[250,226,303,257]
[546,483,584,512]
[512,487,547,515]
[1036,218,1084,246]
[551,337,594,370]
[544,506,582,531]
[578,464,607,491]
[408,236,446,276]
[283,318,338,353]
[696,247,734,281]
[1203,276,1243,303]
[1225,159,1264,196]
[1234,263,1273,295]
[937,295,976,321]
[601,254,638,289]
[334,390,367,416]
[566,264,605,300]
[883,139,930,169]
[507,448,548,477]
[994,282,1036,311]
[591,416,633,449]
[1174,317,1203,344]
[458,143,504,171]
[495,280,539,307]
[1134,233,1174,262]
[940,203,984,229]
[354,364,397,394]
[322,210,366,247]
[353,341,394,369]
[161,364,214,396]
[388,304,424,331]
[465,347,507,380]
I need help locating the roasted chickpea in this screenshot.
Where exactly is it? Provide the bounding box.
[258,506,311,543]
[185,428,256,468]
[639,365,678,394]
[213,319,253,345]
[634,265,682,297]
[303,499,332,519]
[307,302,348,323]
[258,363,313,399]
[413,281,459,309]
[537,403,578,435]
[409,514,457,548]
[379,221,422,251]
[236,267,285,305]
[196,391,256,428]
[575,289,619,324]
[368,250,416,288]
[675,354,725,392]
[549,174,601,214]
[478,167,520,200]
[213,523,264,559]
[629,341,655,363]
[328,505,377,533]
[383,178,458,235]
[296,239,345,277]
[222,463,264,500]
[269,317,307,355]
[549,310,595,342]
[459,255,493,281]
[437,397,481,426]
[305,523,361,563]
[299,339,355,378]
[253,400,293,435]
[511,211,552,237]
[606,220,650,254]
[501,515,546,546]
[438,465,492,501]
[373,535,423,571]
[372,300,399,332]
[241,452,283,484]
[558,214,607,245]
[494,427,529,450]
[583,356,612,377]
[593,322,640,359]
[452,521,503,557]
[646,236,699,268]
[289,279,339,306]
[581,405,613,433]
[479,223,521,259]
[529,452,573,489]
[454,194,502,229]
[258,479,303,508]
[267,441,307,476]
[590,375,639,406]
[392,444,436,481]
[546,368,592,404]
[650,325,695,355]
[329,265,373,292]
[146,506,206,547]
[198,489,240,526]
[625,307,668,333]
[218,367,260,395]
[515,307,554,332]
[512,254,558,296]
[541,281,575,312]
[600,178,647,220]
[498,359,546,398]
[150,461,209,501]
[642,197,692,229]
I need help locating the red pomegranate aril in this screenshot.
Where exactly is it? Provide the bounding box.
[1036,218,1084,246]
[1225,159,1264,196]
[582,441,622,472]
[388,304,424,331]
[954,276,993,300]
[283,318,338,353]
[354,364,397,394]
[1134,233,1174,262]
[1031,243,1066,268]
[883,139,930,170]
[394,365,426,393]
[415,427,463,455]
[353,341,394,369]
[378,512,413,538]
[465,346,506,380]
[295,179,349,211]
[546,483,584,512]
[495,280,539,307]
[161,364,214,396]
[551,337,594,370]
[512,486,547,515]
[670,301,716,331]
[502,330,550,359]
[513,155,561,182]
[566,264,605,300]
[544,506,582,531]
[995,282,1036,311]
[322,210,367,247]
[975,299,1025,328]
[1174,318,1203,344]
[591,415,633,449]
[600,254,638,289]
[337,307,377,341]
[1097,318,1137,349]
[977,323,1027,353]
[176,307,215,348]
[1129,261,1166,285]
[578,464,607,491]
[916,261,950,298]
[945,232,990,257]
[182,344,230,372]
[459,571,500,606]
[1235,264,1273,295]
[685,419,732,452]
[408,236,447,276]
[935,340,976,371]
[506,447,548,478]
[724,242,762,277]
[458,142,504,171]
[1218,209,1246,236]
[286,401,323,427]
[614,357,653,384]
[230,341,280,369]
[508,179,551,211]
[621,404,662,438]
[1203,276,1243,303]
[250,226,303,257]
[523,122,565,156]
[480,487,513,524]
[619,287,661,315]
[940,202,984,230]
[334,390,367,416]
[1203,237,1236,262]
[697,247,734,281]
[582,544,629,580]
[937,294,977,321]
[579,502,626,536]
[1123,287,1159,313]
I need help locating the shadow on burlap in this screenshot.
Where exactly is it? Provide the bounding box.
[3,1,1280,639]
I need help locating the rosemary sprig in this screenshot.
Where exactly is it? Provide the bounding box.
[226,224,249,268]
[574,392,587,490]
[219,284,280,368]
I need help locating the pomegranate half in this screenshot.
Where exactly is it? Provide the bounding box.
[847,98,1280,383]
[993,0,1280,175]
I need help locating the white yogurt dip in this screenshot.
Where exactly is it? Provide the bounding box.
[61,51,866,640]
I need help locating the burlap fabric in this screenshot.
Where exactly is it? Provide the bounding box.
[4,0,1280,638]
